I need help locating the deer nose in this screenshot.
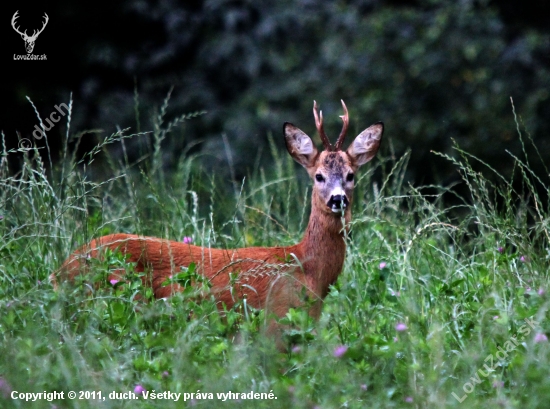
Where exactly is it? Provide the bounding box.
[327,194,349,213]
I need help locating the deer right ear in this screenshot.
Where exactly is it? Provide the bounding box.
[347,122,383,166]
[284,123,318,168]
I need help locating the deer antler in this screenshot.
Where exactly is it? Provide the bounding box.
[11,11,26,37]
[30,13,49,40]
[313,101,333,151]
[334,100,349,151]
[11,11,49,40]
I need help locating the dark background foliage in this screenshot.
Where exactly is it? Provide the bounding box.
[2,0,549,185]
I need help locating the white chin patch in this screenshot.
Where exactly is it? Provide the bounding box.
[331,205,346,213]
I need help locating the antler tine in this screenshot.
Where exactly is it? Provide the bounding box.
[313,100,333,151]
[30,13,49,39]
[11,11,26,36]
[11,10,19,26]
[334,99,349,151]
[40,13,49,32]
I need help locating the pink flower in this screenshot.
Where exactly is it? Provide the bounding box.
[497,246,504,253]
[520,256,526,262]
[110,279,119,286]
[379,262,387,269]
[183,236,193,244]
[538,288,545,296]
[395,323,408,332]
[333,345,348,358]
[291,345,301,353]
[0,376,13,398]
[534,333,548,343]
[405,396,413,403]
[162,371,170,378]
[134,385,145,395]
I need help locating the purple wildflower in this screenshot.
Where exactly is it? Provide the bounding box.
[360,384,367,391]
[520,256,526,263]
[110,279,119,286]
[333,345,348,358]
[534,333,548,343]
[395,323,408,332]
[0,377,13,398]
[134,385,145,395]
[379,262,387,269]
[405,396,413,403]
[183,236,193,244]
[538,288,545,296]
[497,246,504,253]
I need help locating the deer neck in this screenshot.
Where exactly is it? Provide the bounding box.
[296,204,350,297]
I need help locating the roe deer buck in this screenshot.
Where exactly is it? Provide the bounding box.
[55,100,383,337]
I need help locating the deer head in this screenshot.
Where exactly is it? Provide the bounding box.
[11,11,49,54]
[284,100,383,216]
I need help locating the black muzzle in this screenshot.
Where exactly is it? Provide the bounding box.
[327,195,349,213]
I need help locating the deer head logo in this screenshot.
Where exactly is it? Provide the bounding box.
[11,11,49,54]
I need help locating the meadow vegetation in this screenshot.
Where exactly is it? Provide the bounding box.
[1,100,549,408]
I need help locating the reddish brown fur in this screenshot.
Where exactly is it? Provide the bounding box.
[53,101,383,338]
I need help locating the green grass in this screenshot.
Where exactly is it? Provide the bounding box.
[1,99,549,409]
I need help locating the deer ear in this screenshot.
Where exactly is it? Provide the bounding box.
[347,122,383,166]
[284,122,318,168]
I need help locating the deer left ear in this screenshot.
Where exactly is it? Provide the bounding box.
[284,122,319,169]
[347,122,383,166]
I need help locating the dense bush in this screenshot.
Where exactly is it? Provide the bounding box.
[5,0,550,186]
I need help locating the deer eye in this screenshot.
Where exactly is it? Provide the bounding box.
[346,173,354,182]
[315,174,325,182]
